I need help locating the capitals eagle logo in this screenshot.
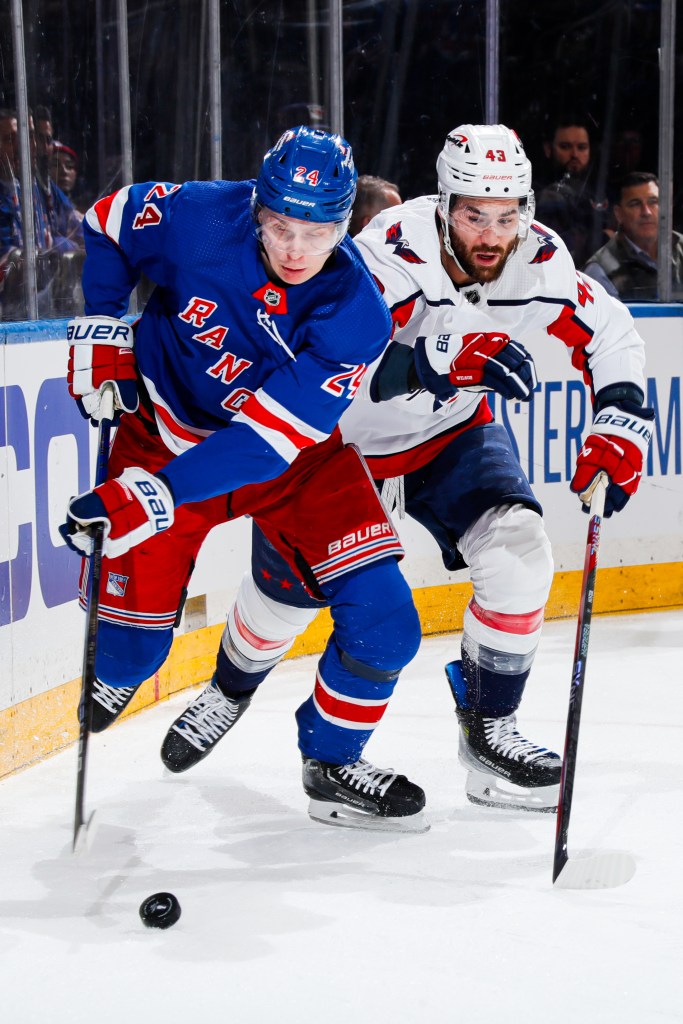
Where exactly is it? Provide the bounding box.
[529,224,558,264]
[385,222,426,264]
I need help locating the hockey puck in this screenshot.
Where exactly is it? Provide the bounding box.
[139,892,181,929]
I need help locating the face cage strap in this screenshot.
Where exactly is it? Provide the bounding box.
[438,205,467,273]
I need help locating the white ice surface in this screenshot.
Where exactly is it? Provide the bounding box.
[1,610,681,1024]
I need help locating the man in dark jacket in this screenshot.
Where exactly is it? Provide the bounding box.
[583,172,683,301]
[534,118,609,267]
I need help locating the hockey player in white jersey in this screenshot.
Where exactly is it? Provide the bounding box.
[162,124,653,814]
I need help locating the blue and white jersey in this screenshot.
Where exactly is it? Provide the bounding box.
[83,179,391,505]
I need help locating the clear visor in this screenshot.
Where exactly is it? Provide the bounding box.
[448,199,523,237]
[256,208,348,256]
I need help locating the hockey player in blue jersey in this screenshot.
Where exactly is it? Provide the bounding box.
[61,126,427,832]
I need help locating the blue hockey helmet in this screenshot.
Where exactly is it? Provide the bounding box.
[252,125,357,227]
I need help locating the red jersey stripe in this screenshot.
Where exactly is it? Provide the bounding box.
[546,305,594,387]
[93,191,118,235]
[241,394,318,451]
[365,398,493,479]
[153,401,206,445]
[390,295,418,335]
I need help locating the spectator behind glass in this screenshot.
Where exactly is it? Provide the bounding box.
[583,172,683,302]
[0,108,84,319]
[0,108,53,255]
[33,105,84,250]
[534,117,609,267]
[0,108,57,318]
[349,174,402,237]
[50,141,85,219]
[34,105,55,189]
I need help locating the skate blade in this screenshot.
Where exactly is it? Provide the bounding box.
[554,851,636,890]
[465,770,558,814]
[307,798,430,834]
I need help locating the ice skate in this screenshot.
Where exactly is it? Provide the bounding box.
[161,675,253,773]
[88,679,141,732]
[457,709,561,812]
[446,661,561,813]
[302,756,429,833]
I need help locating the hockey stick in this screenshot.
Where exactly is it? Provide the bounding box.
[72,383,115,855]
[552,473,636,890]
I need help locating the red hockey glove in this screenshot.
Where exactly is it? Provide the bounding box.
[570,401,655,517]
[60,467,174,559]
[414,332,538,403]
[67,315,139,422]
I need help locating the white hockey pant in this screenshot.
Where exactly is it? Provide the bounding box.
[458,503,554,677]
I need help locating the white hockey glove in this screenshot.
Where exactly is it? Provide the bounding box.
[60,467,174,559]
[413,332,538,402]
[67,315,139,422]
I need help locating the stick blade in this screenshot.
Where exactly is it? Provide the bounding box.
[72,811,97,856]
[553,851,636,890]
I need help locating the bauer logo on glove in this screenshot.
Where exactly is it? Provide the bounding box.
[593,409,653,446]
[60,467,175,559]
[571,399,655,517]
[67,319,133,343]
[67,314,139,423]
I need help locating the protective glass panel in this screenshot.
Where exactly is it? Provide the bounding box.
[126,0,328,183]
[344,0,487,198]
[1,0,331,321]
[1,0,680,319]
[1,1,99,320]
[669,8,682,300]
[499,0,680,302]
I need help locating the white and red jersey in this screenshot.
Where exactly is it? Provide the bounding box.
[342,195,646,478]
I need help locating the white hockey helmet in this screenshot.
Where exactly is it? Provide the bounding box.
[437,124,535,244]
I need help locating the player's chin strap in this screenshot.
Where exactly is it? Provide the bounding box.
[438,208,469,273]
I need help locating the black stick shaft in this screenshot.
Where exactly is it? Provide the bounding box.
[73,386,115,851]
[553,476,607,883]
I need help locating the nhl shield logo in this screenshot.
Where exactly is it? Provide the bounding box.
[106,572,129,597]
[252,282,288,314]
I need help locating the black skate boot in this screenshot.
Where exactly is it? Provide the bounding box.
[446,661,561,813]
[302,756,429,833]
[88,679,141,733]
[161,675,254,773]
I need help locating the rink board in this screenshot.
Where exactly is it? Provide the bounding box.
[1,309,682,775]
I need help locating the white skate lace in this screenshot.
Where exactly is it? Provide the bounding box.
[337,758,397,796]
[91,679,136,713]
[483,715,554,764]
[172,684,242,751]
